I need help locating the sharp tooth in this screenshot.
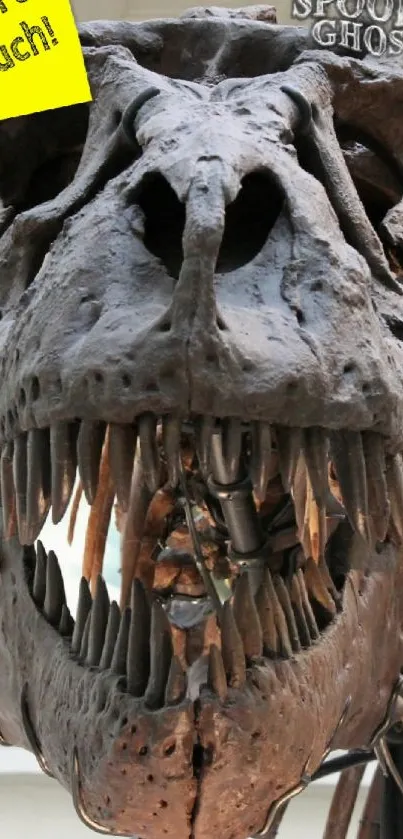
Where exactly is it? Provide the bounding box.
[302,427,329,506]
[255,579,280,656]
[330,431,371,543]
[162,416,181,488]
[165,655,187,705]
[79,611,91,661]
[1,442,16,538]
[71,577,92,655]
[250,422,273,502]
[296,569,320,640]
[144,601,173,710]
[76,420,106,505]
[303,476,326,564]
[67,482,83,546]
[207,644,227,701]
[138,414,160,494]
[109,606,131,675]
[33,540,47,608]
[289,575,311,647]
[86,575,110,667]
[233,573,263,659]
[50,422,78,525]
[108,424,136,513]
[82,434,115,592]
[303,557,337,618]
[13,434,28,544]
[362,433,389,543]
[59,604,75,637]
[196,415,214,476]
[99,602,121,670]
[43,549,66,627]
[127,579,151,696]
[273,574,301,653]
[276,427,302,491]
[386,453,403,542]
[292,458,309,555]
[264,569,293,658]
[222,418,243,482]
[120,455,153,610]
[26,429,51,544]
[220,600,246,689]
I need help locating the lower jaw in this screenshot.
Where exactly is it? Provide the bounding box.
[0,534,402,839]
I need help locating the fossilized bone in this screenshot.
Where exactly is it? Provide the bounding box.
[1,4,403,839]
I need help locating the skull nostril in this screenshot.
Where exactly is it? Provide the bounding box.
[133,173,185,281]
[217,171,284,273]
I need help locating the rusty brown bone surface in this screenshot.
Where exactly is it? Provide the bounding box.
[1,6,403,839]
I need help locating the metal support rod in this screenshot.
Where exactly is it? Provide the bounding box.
[209,429,263,556]
[381,744,403,839]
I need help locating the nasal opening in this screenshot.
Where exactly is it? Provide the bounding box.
[216,171,284,273]
[135,172,186,280]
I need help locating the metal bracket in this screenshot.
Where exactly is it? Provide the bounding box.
[250,698,352,838]
[71,748,131,836]
[370,675,403,797]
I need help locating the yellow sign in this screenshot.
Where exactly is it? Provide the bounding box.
[0,0,92,120]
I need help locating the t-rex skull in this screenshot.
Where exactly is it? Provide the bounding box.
[1,8,403,839]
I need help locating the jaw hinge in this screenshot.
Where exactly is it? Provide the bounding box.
[71,748,130,836]
[20,683,55,779]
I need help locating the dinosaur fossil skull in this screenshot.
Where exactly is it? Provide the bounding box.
[1,8,403,839]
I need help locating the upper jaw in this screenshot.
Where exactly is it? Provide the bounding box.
[0,532,402,839]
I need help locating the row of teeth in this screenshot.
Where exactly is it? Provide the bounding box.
[1,415,402,551]
[30,541,339,705]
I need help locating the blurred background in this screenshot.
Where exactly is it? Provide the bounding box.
[71,0,297,26]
